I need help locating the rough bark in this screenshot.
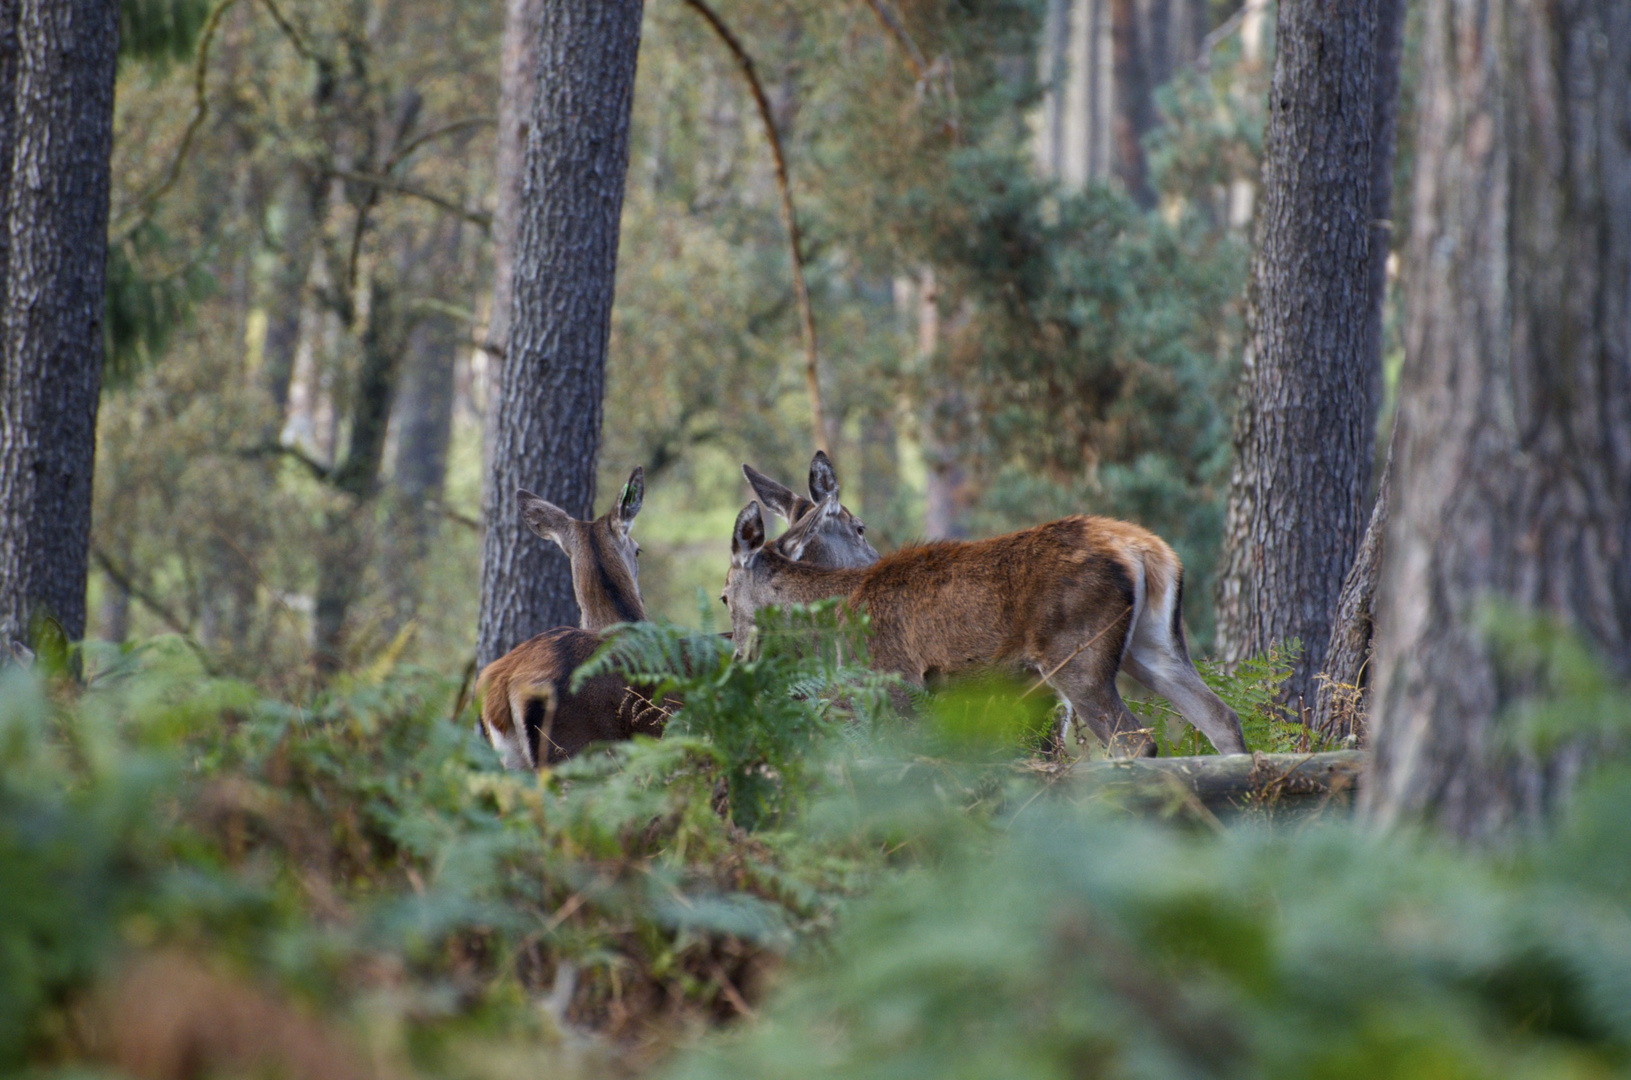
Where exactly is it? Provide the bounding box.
[0,0,16,293]
[1308,0,1407,740]
[1311,441,1392,741]
[486,0,544,362]
[1366,0,1631,837]
[1212,0,1384,717]
[0,0,120,647]
[476,0,644,667]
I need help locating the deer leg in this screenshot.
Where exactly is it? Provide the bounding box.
[1122,614,1247,755]
[1047,656,1156,758]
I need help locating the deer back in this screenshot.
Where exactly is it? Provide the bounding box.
[727,508,1169,681]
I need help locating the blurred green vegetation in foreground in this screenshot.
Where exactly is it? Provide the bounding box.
[4,615,1631,1079]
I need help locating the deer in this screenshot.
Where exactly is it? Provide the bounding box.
[479,453,880,769]
[720,493,1248,757]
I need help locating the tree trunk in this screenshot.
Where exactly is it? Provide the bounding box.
[1365,0,1631,838]
[392,303,458,531]
[1311,440,1392,741]
[486,0,544,363]
[382,223,462,631]
[261,177,322,437]
[1108,0,1154,206]
[313,284,403,677]
[1307,0,1407,740]
[0,0,119,647]
[476,0,644,668]
[1212,0,1384,717]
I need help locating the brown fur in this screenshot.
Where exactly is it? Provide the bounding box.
[479,454,880,769]
[478,627,668,766]
[725,505,1247,756]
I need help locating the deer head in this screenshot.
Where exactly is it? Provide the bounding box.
[742,449,879,569]
[517,467,645,632]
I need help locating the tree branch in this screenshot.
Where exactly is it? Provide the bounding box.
[256,0,317,61]
[91,547,188,636]
[860,0,928,80]
[386,116,497,170]
[857,0,961,142]
[681,0,828,453]
[324,167,493,232]
[112,0,241,242]
[237,442,332,483]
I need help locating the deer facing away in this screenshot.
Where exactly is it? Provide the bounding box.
[479,453,880,769]
[721,493,1248,757]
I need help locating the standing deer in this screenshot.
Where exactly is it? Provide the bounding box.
[720,495,1248,757]
[479,454,879,769]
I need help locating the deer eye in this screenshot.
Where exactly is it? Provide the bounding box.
[856,524,866,536]
[720,594,728,607]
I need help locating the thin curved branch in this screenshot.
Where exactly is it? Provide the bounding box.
[861,0,928,80]
[386,116,497,170]
[858,0,961,142]
[90,546,219,675]
[236,442,332,482]
[1192,3,1250,73]
[256,0,317,61]
[681,0,828,453]
[112,0,240,242]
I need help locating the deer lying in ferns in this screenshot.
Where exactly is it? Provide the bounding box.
[479,453,879,769]
[721,495,1247,757]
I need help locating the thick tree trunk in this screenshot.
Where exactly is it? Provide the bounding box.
[1308,0,1407,740]
[477,0,644,667]
[1366,0,1631,837]
[0,0,119,647]
[1212,0,1384,717]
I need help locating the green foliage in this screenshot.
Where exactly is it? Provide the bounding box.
[1130,641,1315,755]
[103,223,212,386]
[580,601,899,830]
[925,672,1057,761]
[669,784,1631,1080]
[0,640,864,1073]
[120,0,213,64]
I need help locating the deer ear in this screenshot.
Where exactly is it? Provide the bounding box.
[731,502,766,567]
[808,449,839,504]
[615,467,644,532]
[518,488,574,550]
[742,463,808,523]
[779,491,838,562]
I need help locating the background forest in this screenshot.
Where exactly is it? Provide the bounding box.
[5,0,1631,1078]
[97,0,1280,682]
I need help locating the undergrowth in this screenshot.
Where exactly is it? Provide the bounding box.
[6,612,1631,1080]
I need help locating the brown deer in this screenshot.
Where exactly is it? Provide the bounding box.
[479,454,880,769]
[720,495,1248,757]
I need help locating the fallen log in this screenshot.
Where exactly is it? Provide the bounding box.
[1073,750,1367,816]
